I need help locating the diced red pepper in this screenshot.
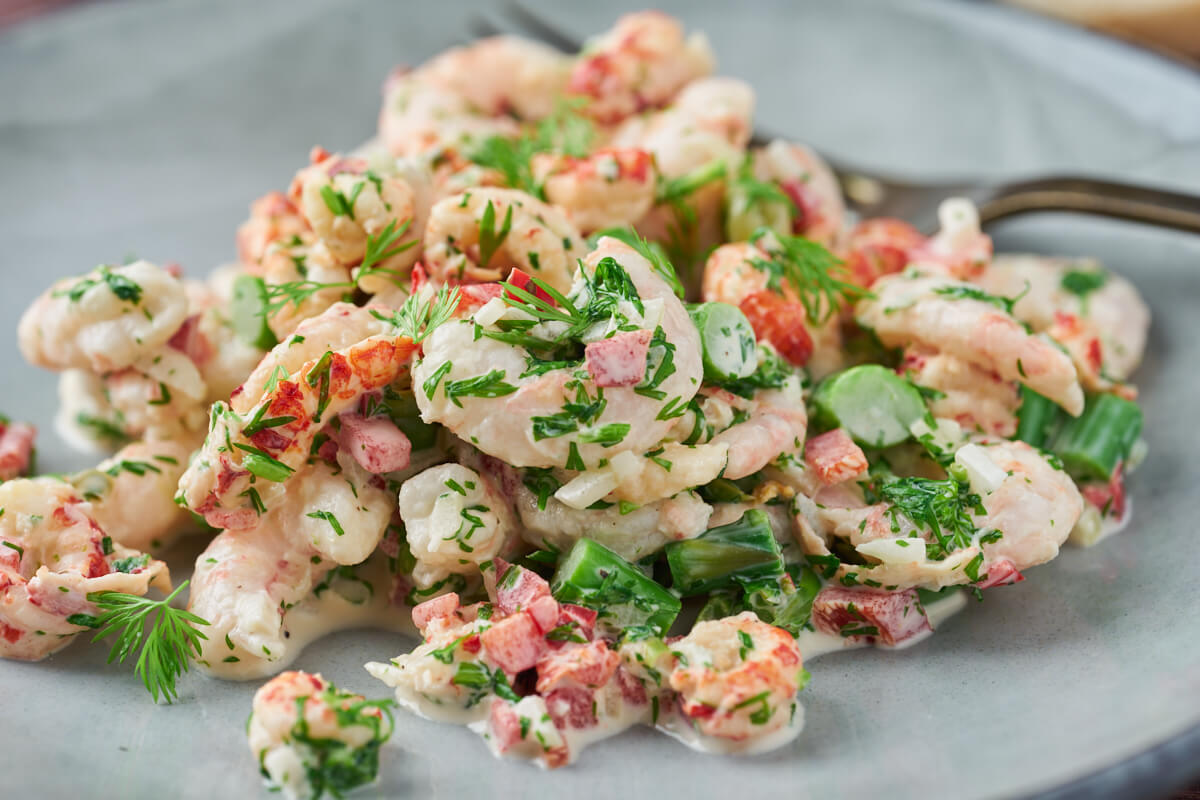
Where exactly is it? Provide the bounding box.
[480,612,548,673]
[506,268,558,306]
[495,562,552,617]
[812,586,931,647]
[738,290,813,366]
[975,559,1025,590]
[411,592,459,632]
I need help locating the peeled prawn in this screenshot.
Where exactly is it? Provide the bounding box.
[19,260,189,374]
[856,271,1085,415]
[0,477,170,661]
[413,237,703,471]
[189,455,393,679]
[568,11,715,123]
[422,187,585,293]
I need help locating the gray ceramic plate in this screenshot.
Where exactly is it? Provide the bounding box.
[1,1,1198,798]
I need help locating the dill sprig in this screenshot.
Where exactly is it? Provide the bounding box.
[377,284,462,343]
[263,220,416,316]
[467,99,595,196]
[74,580,209,703]
[748,228,869,324]
[477,200,513,268]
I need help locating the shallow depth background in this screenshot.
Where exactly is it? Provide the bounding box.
[0,1,1198,798]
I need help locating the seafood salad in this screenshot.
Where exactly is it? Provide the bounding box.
[2,10,1150,798]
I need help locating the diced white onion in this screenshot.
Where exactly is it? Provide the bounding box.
[640,297,664,332]
[856,537,926,564]
[1068,505,1104,548]
[955,443,1007,494]
[555,469,620,509]
[134,349,205,400]
[473,297,507,328]
[908,417,964,453]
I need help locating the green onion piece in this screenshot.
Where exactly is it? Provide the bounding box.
[687,302,759,382]
[811,364,927,448]
[665,510,784,597]
[1050,392,1143,481]
[550,538,681,637]
[230,274,278,350]
[1014,385,1063,449]
[743,565,821,635]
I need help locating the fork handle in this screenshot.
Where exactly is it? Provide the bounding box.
[979,177,1200,234]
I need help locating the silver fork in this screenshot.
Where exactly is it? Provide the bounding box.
[469,4,1200,235]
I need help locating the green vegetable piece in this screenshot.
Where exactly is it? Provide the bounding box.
[551,538,681,637]
[231,274,278,350]
[1014,385,1064,449]
[687,302,759,382]
[1050,392,1143,481]
[665,510,784,596]
[743,565,821,635]
[811,364,927,448]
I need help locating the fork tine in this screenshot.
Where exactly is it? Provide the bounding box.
[502,1,582,53]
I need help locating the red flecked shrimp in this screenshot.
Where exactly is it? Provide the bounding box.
[236,191,309,271]
[0,476,169,661]
[69,439,195,553]
[568,11,715,124]
[532,147,658,234]
[18,260,189,374]
[977,253,1149,393]
[378,68,519,158]
[900,346,1021,437]
[702,240,843,376]
[0,420,36,481]
[422,187,586,294]
[179,302,417,524]
[247,670,393,800]
[625,612,805,749]
[856,271,1085,415]
[420,35,570,121]
[413,237,702,473]
[289,147,427,272]
[805,438,1083,590]
[189,455,393,679]
[739,139,846,248]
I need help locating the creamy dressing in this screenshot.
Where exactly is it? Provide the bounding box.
[216,557,415,681]
[384,593,969,765]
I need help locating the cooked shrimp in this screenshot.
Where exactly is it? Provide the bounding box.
[18,260,189,374]
[413,237,702,471]
[420,36,570,121]
[189,455,393,679]
[378,69,518,158]
[977,253,1150,391]
[514,483,713,561]
[806,438,1083,590]
[749,139,846,247]
[568,11,715,123]
[55,364,208,451]
[237,191,309,271]
[176,273,271,402]
[0,421,35,481]
[702,240,843,375]
[708,380,808,480]
[67,440,195,553]
[533,148,658,234]
[258,240,355,340]
[856,271,1085,415]
[398,463,519,588]
[0,476,170,661]
[179,303,417,523]
[422,187,585,293]
[613,78,754,258]
[658,612,804,746]
[248,670,393,800]
[290,147,426,270]
[911,198,993,280]
[900,347,1020,436]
